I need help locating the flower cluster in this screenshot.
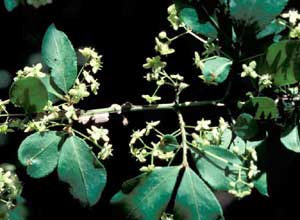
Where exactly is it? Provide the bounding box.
[281,9,300,39]
[191,117,229,147]
[194,51,205,70]
[167,4,183,31]
[87,126,113,160]
[241,61,273,91]
[68,80,90,103]
[228,172,254,198]
[142,54,188,104]
[79,47,103,73]
[227,144,259,198]
[0,165,22,212]
[258,74,273,91]
[14,63,46,81]
[65,47,102,103]
[129,121,177,168]
[143,56,167,81]
[155,37,175,56]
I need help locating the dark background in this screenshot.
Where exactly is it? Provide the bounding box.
[1,0,300,219]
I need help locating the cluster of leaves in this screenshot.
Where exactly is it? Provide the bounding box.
[1,24,109,209]
[2,0,300,219]
[111,0,300,219]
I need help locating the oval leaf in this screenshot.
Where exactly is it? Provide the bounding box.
[202,56,232,84]
[57,135,106,206]
[42,24,78,93]
[194,146,242,190]
[220,128,233,149]
[234,113,259,140]
[256,19,286,40]
[229,0,288,31]
[175,0,218,39]
[18,131,62,178]
[111,166,180,220]
[9,77,48,113]
[280,125,300,153]
[266,40,300,86]
[174,167,224,220]
[229,136,246,155]
[4,0,19,11]
[180,8,217,38]
[254,172,268,196]
[39,75,64,103]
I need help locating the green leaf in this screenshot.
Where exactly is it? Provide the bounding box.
[256,19,286,40]
[229,0,288,31]
[57,135,106,206]
[175,0,218,39]
[174,167,224,220]
[247,97,279,120]
[9,77,48,113]
[220,129,233,148]
[266,40,300,86]
[220,128,232,149]
[229,136,246,155]
[159,135,178,152]
[4,0,19,12]
[194,146,242,191]
[254,172,268,196]
[42,24,77,93]
[233,113,259,140]
[280,125,300,153]
[202,56,233,84]
[18,131,63,178]
[111,166,180,220]
[39,75,64,102]
[229,137,264,155]
[8,197,28,220]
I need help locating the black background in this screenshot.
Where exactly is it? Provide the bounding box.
[1,0,300,219]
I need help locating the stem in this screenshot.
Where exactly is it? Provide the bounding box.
[0,100,10,105]
[186,29,208,44]
[239,53,265,63]
[192,146,249,171]
[169,31,189,42]
[178,112,188,167]
[72,129,103,149]
[0,113,26,118]
[81,100,224,116]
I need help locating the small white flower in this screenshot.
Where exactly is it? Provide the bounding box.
[195,118,211,131]
[154,37,175,56]
[139,164,155,173]
[258,73,273,89]
[14,63,46,80]
[129,129,146,145]
[219,117,229,132]
[79,47,103,73]
[281,9,300,25]
[290,23,300,38]
[62,104,78,121]
[241,61,258,78]
[87,126,110,143]
[98,142,113,160]
[145,121,160,136]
